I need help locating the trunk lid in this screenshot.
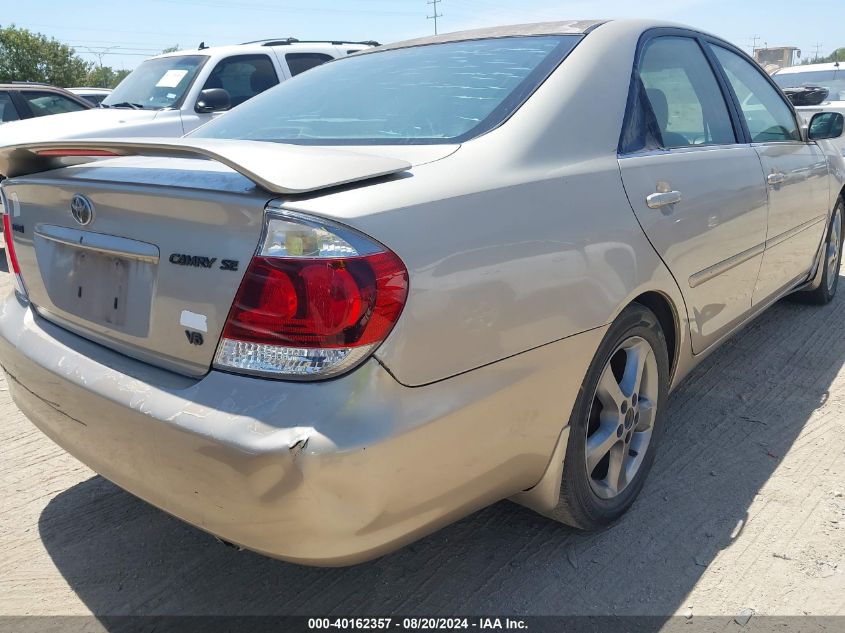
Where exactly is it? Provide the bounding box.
[0,139,414,376]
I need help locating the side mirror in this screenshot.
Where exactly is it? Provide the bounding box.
[808,112,844,141]
[195,88,231,113]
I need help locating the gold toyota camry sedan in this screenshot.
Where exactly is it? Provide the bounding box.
[1,19,844,565]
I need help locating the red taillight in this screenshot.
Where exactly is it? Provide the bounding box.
[2,213,20,274]
[1,196,27,299]
[223,253,407,349]
[215,212,408,379]
[35,149,120,157]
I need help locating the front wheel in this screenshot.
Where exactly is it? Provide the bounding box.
[548,303,669,530]
[799,196,843,305]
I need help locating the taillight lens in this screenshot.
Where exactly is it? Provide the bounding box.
[214,211,408,379]
[1,187,27,299]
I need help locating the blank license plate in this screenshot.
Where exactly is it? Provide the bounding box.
[36,237,155,338]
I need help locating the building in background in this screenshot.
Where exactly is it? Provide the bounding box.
[754,46,800,71]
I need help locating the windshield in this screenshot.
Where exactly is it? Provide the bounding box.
[773,68,845,101]
[191,35,581,145]
[102,55,208,110]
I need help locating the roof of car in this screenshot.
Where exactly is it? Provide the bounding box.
[0,83,81,92]
[357,19,608,54]
[69,87,113,93]
[775,61,843,75]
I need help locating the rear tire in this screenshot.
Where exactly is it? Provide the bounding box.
[548,303,669,529]
[798,196,843,305]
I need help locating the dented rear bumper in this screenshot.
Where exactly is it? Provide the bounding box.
[0,292,601,565]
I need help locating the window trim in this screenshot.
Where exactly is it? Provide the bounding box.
[197,53,279,111]
[619,28,750,155]
[704,41,805,145]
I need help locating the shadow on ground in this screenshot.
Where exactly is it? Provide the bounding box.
[37,283,845,618]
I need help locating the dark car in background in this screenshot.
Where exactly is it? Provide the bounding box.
[0,83,92,124]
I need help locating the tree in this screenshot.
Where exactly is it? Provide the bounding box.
[803,47,845,65]
[0,24,92,86]
[821,48,845,63]
[84,65,131,88]
[161,44,180,54]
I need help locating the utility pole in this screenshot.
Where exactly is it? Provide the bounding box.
[749,35,760,53]
[79,45,119,69]
[427,0,443,35]
[813,42,823,61]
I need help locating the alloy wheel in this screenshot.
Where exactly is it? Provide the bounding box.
[585,336,658,500]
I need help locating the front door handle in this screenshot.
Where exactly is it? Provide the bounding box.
[646,190,682,209]
[767,172,786,185]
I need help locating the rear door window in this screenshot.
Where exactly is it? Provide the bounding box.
[623,36,736,151]
[285,52,334,77]
[711,45,801,142]
[19,91,87,117]
[202,54,279,107]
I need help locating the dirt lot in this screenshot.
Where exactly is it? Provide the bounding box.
[1,262,844,621]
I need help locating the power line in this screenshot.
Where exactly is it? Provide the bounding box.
[427,0,443,35]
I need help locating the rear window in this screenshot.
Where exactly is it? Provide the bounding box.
[191,35,581,145]
[285,52,334,77]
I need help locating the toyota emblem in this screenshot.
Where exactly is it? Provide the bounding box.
[70,194,94,226]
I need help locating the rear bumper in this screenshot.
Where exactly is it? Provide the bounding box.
[0,291,602,565]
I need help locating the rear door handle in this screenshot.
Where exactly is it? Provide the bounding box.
[767,172,786,185]
[646,190,682,209]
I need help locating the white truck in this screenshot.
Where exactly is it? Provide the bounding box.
[0,38,377,144]
[772,61,845,154]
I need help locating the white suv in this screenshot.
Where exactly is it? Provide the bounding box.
[0,38,377,144]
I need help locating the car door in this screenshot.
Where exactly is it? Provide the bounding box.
[181,54,280,133]
[618,34,769,354]
[710,45,830,304]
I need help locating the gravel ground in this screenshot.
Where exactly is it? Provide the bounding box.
[1,263,844,619]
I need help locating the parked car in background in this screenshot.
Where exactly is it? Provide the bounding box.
[0,83,91,125]
[0,39,377,144]
[773,62,845,153]
[0,83,93,249]
[69,87,113,106]
[1,20,843,566]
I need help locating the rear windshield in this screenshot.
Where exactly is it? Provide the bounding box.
[191,35,581,145]
[773,69,845,101]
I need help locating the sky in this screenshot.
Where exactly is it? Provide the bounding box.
[5,0,844,72]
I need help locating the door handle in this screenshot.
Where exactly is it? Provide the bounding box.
[646,190,682,209]
[767,172,786,185]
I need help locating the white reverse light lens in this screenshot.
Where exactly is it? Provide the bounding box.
[261,216,372,258]
[215,340,375,379]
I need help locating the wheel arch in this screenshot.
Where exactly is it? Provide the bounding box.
[630,290,680,383]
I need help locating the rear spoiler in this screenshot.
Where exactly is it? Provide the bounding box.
[0,138,411,194]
